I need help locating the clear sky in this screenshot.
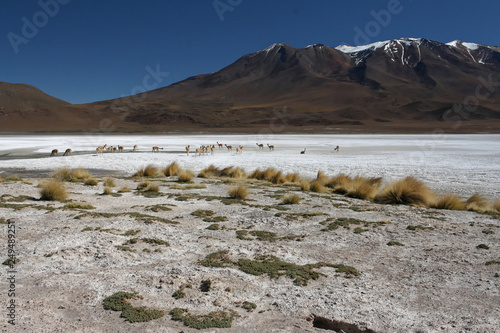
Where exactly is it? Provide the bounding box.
[1,0,499,104]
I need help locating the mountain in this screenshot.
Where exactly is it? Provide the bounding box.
[2,38,500,132]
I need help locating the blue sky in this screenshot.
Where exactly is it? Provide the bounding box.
[1,0,499,104]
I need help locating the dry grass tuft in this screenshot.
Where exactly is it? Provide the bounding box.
[431,194,466,210]
[51,168,92,182]
[228,185,249,199]
[281,194,301,204]
[271,171,285,184]
[466,193,490,212]
[198,165,221,178]
[177,169,195,183]
[103,177,116,187]
[118,186,131,193]
[316,170,329,186]
[137,182,160,193]
[345,176,381,200]
[326,173,352,189]
[220,166,247,179]
[284,173,300,183]
[39,180,68,201]
[310,180,327,193]
[299,178,310,191]
[134,165,160,177]
[72,168,92,180]
[51,168,72,181]
[163,162,180,177]
[494,200,500,212]
[84,178,98,186]
[262,168,278,181]
[102,187,113,195]
[374,176,435,207]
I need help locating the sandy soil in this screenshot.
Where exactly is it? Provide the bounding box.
[0,172,499,333]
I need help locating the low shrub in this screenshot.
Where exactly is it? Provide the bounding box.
[374,176,435,207]
[137,182,160,193]
[39,180,68,201]
[163,162,180,177]
[345,176,381,200]
[83,178,98,186]
[494,200,500,212]
[198,165,221,178]
[431,194,466,210]
[284,172,300,183]
[466,193,490,212]
[134,165,160,177]
[299,178,310,191]
[177,169,195,183]
[228,185,249,199]
[281,194,301,204]
[103,177,116,187]
[310,180,327,193]
[316,170,329,186]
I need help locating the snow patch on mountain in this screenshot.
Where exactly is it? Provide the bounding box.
[335,41,389,54]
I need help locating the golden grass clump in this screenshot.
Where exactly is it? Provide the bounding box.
[248,168,283,183]
[84,178,98,186]
[102,187,112,195]
[51,168,92,182]
[249,169,265,180]
[284,173,300,183]
[51,168,73,181]
[39,180,68,201]
[0,177,3,183]
[299,178,310,191]
[177,169,195,183]
[137,182,160,192]
[281,194,301,204]
[220,166,247,179]
[118,186,131,193]
[228,185,249,199]
[262,168,278,181]
[134,165,160,177]
[316,170,329,186]
[271,171,286,184]
[198,165,221,178]
[326,173,351,187]
[374,176,435,207]
[163,162,180,177]
[431,194,466,210]
[466,193,490,212]
[310,180,327,193]
[72,168,92,180]
[494,200,500,212]
[345,176,382,200]
[103,177,116,187]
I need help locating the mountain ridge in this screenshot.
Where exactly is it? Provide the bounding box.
[1,37,500,133]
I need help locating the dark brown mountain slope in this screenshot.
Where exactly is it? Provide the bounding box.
[2,38,500,133]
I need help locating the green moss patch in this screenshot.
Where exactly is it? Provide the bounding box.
[235,301,257,312]
[236,230,306,242]
[103,291,164,323]
[321,217,390,232]
[170,308,238,329]
[191,209,215,218]
[74,211,179,224]
[199,251,360,285]
[275,211,326,221]
[407,225,434,231]
[387,241,404,246]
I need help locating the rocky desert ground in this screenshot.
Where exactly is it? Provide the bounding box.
[0,165,499,333]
